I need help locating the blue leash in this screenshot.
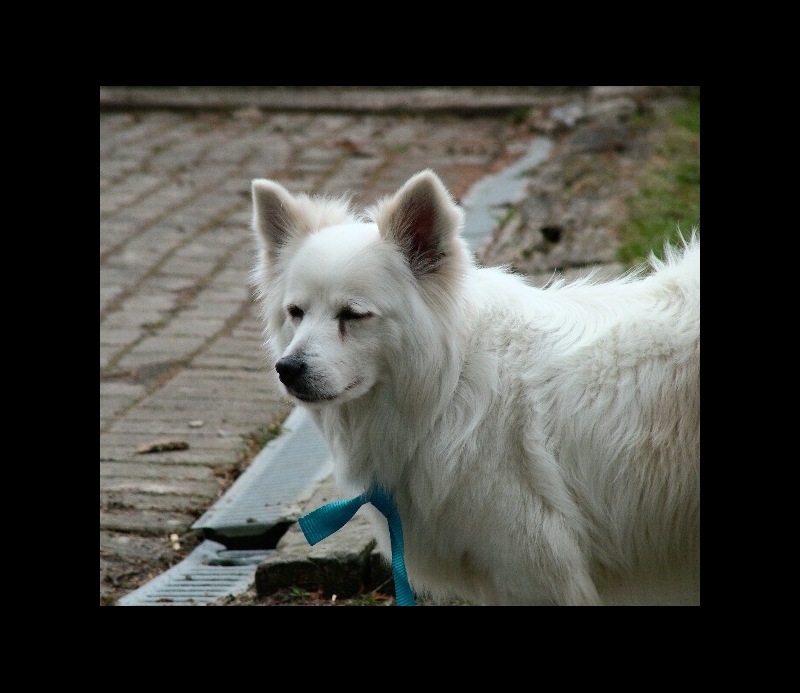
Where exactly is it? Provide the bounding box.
[298,485,416,606]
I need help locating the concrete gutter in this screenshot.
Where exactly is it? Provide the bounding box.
[99,86,587,113]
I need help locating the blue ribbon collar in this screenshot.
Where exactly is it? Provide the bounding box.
[298,485,416,606]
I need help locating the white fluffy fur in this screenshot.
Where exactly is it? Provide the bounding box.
[251,170,700,606]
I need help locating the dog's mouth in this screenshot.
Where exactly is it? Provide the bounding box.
[290,379,363,404]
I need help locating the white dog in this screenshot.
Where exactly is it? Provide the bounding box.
[251,170,700,605]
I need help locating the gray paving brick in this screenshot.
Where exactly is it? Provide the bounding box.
[194,335,265,361]
[164,316,228,337]
[101,309,160,332]
[100,509,198,534]
[100,477,220,498]
[100,381,148,398]
[123,222,189,257]
[100,395,137,422]
[100,462,225,481]
[145,275,197,293]
[100,326,143,346]
[120,293,178,314]
[105,419,231,436]
[102,492,211,512]
[100,264,149,288]
[196,282,251,303]
[171,301,241,320]
[114,338,206,369]
[100,461,220,480]
[157,255,218,278]
[117,404,288,430]
[191,353,265,370]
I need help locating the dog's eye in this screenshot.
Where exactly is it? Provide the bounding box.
[287,305,304,320]
[337,307,371,321]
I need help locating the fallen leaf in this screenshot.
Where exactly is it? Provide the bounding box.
[134,439,189,454]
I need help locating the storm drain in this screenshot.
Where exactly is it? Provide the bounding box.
[117,540,270,606]
[118,407,333,606]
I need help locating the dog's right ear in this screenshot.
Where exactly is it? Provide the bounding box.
[251,179,301,252]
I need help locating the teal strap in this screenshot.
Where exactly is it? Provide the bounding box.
[298,486,416,606]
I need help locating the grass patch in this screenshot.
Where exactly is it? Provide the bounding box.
[493,205,518,229]
[617,93,700,267]
[288,586,313,600]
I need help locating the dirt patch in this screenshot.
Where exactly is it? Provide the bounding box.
[100,529,204,606]
[480,91,697,279]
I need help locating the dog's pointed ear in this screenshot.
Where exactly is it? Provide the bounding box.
[251,179,301,252]
[376,170,465,277]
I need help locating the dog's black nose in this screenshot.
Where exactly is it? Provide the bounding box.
[275,356,306,386]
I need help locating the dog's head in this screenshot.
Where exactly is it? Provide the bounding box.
[251,170,468,406]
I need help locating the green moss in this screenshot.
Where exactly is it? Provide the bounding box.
[617,94,700,267]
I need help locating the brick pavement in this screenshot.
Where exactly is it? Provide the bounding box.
[100,95,568,602]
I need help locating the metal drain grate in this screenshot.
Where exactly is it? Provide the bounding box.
[118,540,271,606]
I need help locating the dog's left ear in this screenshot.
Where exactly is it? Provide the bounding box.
[374,169,465,277]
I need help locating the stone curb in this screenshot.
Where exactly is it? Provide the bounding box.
[254,476,393,599]
[99,86,586,113]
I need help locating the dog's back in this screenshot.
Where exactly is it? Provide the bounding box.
[406,236,700,605]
